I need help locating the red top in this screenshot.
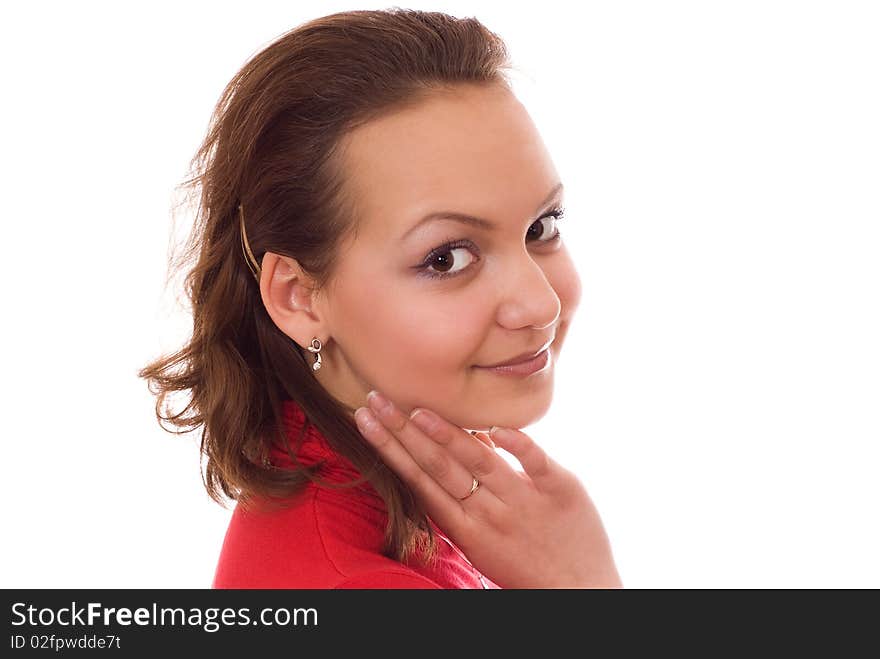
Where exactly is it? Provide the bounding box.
[212,398,500,589]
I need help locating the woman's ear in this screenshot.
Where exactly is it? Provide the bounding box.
[258,251,326,345]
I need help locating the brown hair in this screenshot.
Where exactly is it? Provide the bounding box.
[138,8,514,564]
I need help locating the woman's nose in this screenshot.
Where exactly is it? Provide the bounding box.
[495,256,561,331]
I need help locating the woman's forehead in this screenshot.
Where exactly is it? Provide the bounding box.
[337,86,558,237]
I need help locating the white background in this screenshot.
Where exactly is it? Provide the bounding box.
[1,1,877,588]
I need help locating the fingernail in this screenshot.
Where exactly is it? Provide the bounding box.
[409,408,439,434]
[489,425,510,438]
[355,407,378,432]
[367,390,390,412]
[471,430,495,449]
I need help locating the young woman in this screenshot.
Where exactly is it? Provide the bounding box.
[140,8,622,589]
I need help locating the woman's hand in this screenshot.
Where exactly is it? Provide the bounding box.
[354,390,623,589]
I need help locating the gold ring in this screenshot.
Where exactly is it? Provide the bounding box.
[459,476,480,501]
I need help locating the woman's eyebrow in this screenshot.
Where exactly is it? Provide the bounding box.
[401,182,564,240]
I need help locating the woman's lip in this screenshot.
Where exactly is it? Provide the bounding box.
[474,347,551,376]
[479,340,554,368]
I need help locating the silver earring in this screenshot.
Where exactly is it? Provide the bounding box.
[305,338,323,371]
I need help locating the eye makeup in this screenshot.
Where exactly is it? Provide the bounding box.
[414,206,565,281]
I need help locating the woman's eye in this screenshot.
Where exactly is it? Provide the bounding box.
[417,207,564,280]
[422,245,478,279]
[527,215,561,242]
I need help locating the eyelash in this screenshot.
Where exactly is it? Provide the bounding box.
[417,206,566,280]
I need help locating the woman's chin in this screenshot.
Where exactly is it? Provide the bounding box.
[461,391,553,434]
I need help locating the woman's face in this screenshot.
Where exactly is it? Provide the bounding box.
[305,83,581,431]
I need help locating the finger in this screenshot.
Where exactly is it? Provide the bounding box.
[354,406,469,532]
[488,426,557,491]
[409,407,523,503]
[366,391,489,503]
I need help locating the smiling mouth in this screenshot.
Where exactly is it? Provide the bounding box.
[473,346,552,376]
[475,338,554,369]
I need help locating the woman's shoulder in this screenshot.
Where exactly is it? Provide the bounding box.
[211,484,442,589]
